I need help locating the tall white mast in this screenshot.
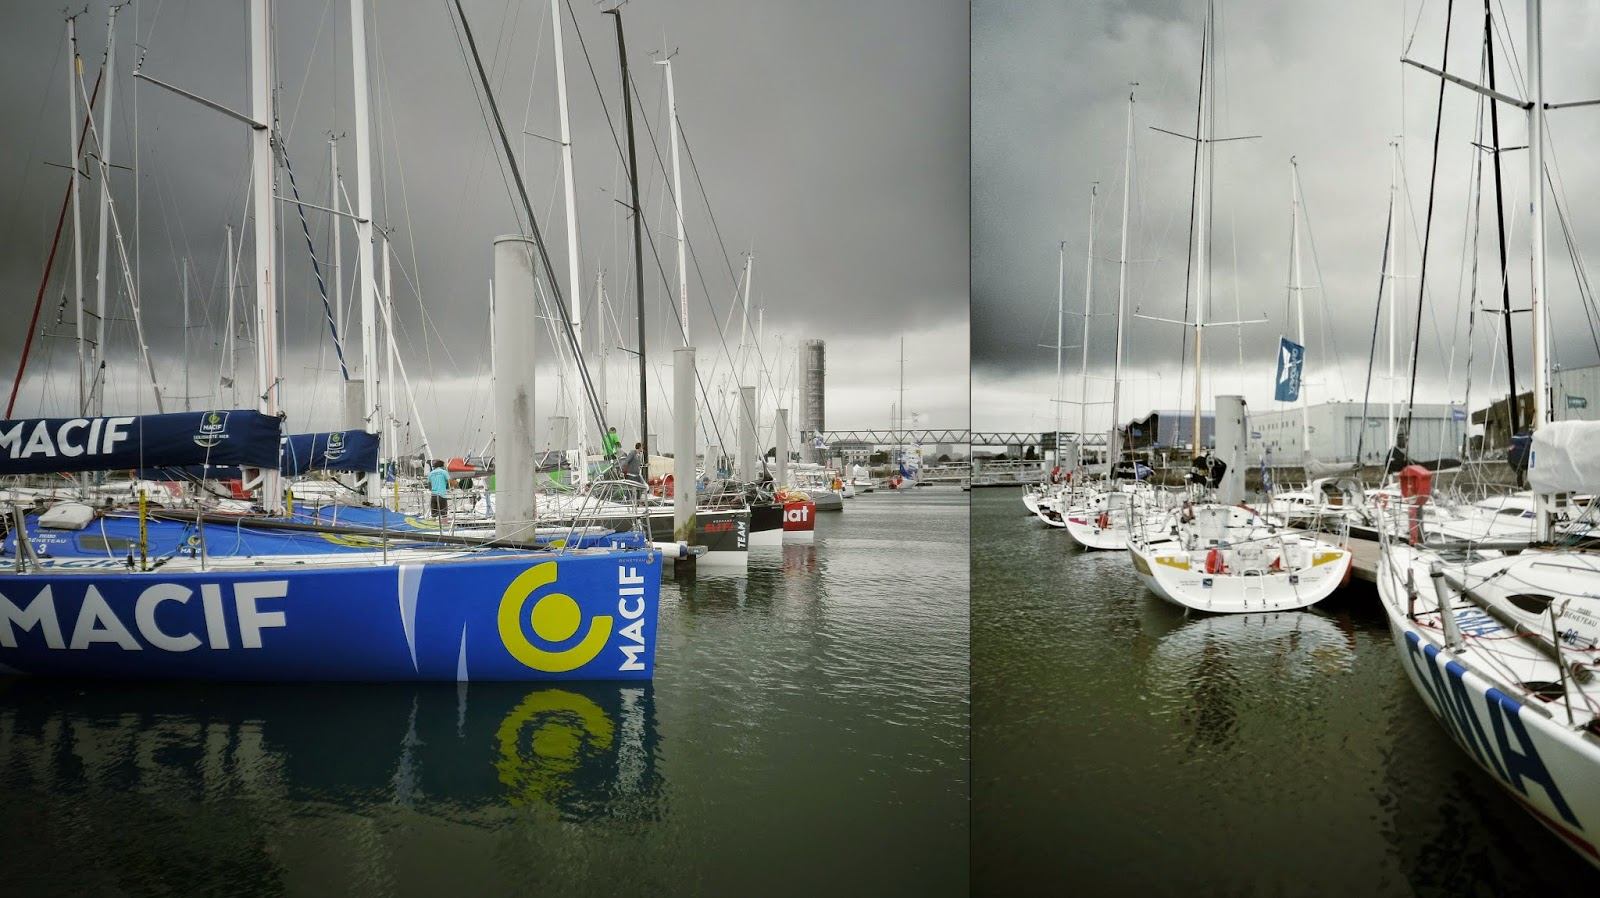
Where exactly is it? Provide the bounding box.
[1386,140,1400,453]
[67,18,87,415]
[1191,4,1214,455]
[383,236,397,469]
[1053,238,1066,464]
[91,3,118,417]
[1112,90,1134,470]
[226,224,237,407]
[487,277,496,456]
[350,0,380,503]
[1078,185,1096,467]
[375,284,431,463]
[741,253,754,381]
[250,0,281,513]
[330,136,344,413]
[896,335,905,469]
[182,259,190,411]
[551,0,586,483]
[331,138,342,324]
[67,18,88,496]
[596,269,608,421]
[1290,157,1310,461]
[656,57,689,345]
[1528,0,1550,541]
[77,23,162,415]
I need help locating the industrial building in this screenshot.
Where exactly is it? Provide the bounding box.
[1553,367,1600,422]
[1470,368,1598,454]
[1109,400,1466,466]
[1123,411,1216,455]
[1243,400,1465,466]
[830,439,874,465]
[1471,391,1534,454]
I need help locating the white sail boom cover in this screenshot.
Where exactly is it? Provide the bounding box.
[1529,421,1600,494]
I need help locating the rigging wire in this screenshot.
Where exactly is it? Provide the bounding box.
[561,1,791,471]
[280,0,334,145]
[7,57,103,418]
[678,118,792,462]
[1176,21,1204,454]
[1456,62,1487,465]
[622,71,753,460]
[1356,197,1396,468]
[447,0,609,442]
[1403,0,1455,450]
[1297,167,1351,403]
[1540,106,1600,371]
[277,133,349,380]
[1547,173,1600,366]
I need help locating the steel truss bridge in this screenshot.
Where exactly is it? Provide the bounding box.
[816,430,969,445]
[816,431,1107,449]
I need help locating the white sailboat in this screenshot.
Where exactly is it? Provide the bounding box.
[1060,89,1162,551]
[1125,2,1351,607]
[1023,237,1070,519]
[1030,189,1101,526]
[887,337,919,491]
[1131,397,1353,611]
[1379,429,1600,865]
[1377,0,1600,866]
[0,1,663,682]
[1261,161,1391,541]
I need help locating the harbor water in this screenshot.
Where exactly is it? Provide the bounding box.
[0,489,969,896]
[971,489,1595,895]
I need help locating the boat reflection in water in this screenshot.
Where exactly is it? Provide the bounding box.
[781,543,819,577]
[1143,607,1358,754]
[1150,609,1357,676]
[0,678,662,825]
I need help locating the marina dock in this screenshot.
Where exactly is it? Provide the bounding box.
[1338,536,1382,584]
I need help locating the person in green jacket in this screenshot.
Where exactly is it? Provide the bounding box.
[602,425,621,457]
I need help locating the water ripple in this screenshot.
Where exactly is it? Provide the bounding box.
[0,490,969,897]
[971,488,1591,894]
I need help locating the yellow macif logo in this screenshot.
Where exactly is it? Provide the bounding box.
[494,689,614,806]
[498,562,613,672]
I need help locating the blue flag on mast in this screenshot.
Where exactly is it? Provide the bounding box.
[1274,337,1304,402]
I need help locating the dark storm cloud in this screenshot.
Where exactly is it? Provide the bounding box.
[0,0,967,431]
[973,0,1600,421]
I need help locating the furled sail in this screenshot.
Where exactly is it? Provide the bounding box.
[281,429,380,475]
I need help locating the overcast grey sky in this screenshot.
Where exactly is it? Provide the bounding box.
[0,0,968,454]
[973,0,1600,433]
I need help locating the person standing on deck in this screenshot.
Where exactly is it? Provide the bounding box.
[603,426,622,458]
[622,443,645,483]
[428,459,450,518]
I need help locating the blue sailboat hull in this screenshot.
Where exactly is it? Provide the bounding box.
[0,550,661,682]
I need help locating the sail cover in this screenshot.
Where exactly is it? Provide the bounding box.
[282,429,380,475]
[1528,421,1600,495]
[135,430,380,480]
[0,410,281,475]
